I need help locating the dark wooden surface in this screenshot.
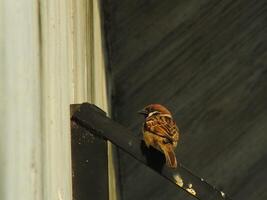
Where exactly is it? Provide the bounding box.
[102,0,267,200]
[72,103,232,200]
[71,105,108,200]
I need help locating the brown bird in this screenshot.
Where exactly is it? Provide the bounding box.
[138,104,179,168]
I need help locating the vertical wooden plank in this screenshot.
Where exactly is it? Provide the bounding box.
[71,118,108,200]
[0,1,42,200]
[92,2,119,200]
[71,0,90,102]
[0,0,115,200]
[71,0,119,199]
[39,0,73,199]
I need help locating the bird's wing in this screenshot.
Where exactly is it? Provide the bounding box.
[144,115,179,142]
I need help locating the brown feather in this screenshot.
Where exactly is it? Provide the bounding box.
[140,104,180,168]
[159,143,177,168]
[144,115,179,144]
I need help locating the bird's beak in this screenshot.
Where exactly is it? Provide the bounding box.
[138,109,148,115]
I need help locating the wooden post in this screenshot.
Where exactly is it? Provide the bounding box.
[71,105,108,200]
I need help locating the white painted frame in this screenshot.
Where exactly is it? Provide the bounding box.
[0,0,117,199]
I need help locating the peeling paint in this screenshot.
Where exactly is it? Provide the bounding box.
[128,141,132,146]
[186,183,197,196]
[173,173,184,187]
[57,190,63,200]
[221,191,225,198]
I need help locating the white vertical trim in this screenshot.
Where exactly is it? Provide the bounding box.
[0,0,117,200]
[92,2,118,200]
[39,0,73,199]
[72,0,118,199]
[71,0,90,103]
[0,1,42,200]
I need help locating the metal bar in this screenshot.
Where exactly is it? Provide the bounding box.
[71,103,232,200]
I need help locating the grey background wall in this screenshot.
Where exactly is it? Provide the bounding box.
[102,0,267,199]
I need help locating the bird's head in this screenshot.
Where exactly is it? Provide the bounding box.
[138,104,172,118]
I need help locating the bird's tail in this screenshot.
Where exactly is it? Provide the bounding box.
[160,143,177,168]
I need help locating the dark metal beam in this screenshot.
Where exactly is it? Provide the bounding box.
[71,103,232,200]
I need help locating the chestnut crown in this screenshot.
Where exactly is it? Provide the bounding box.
[138,104,172,117]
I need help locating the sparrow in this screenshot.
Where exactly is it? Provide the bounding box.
[138,104,179,168]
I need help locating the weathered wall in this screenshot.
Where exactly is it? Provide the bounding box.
[103,0,267,199]
[0,1,114,200]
